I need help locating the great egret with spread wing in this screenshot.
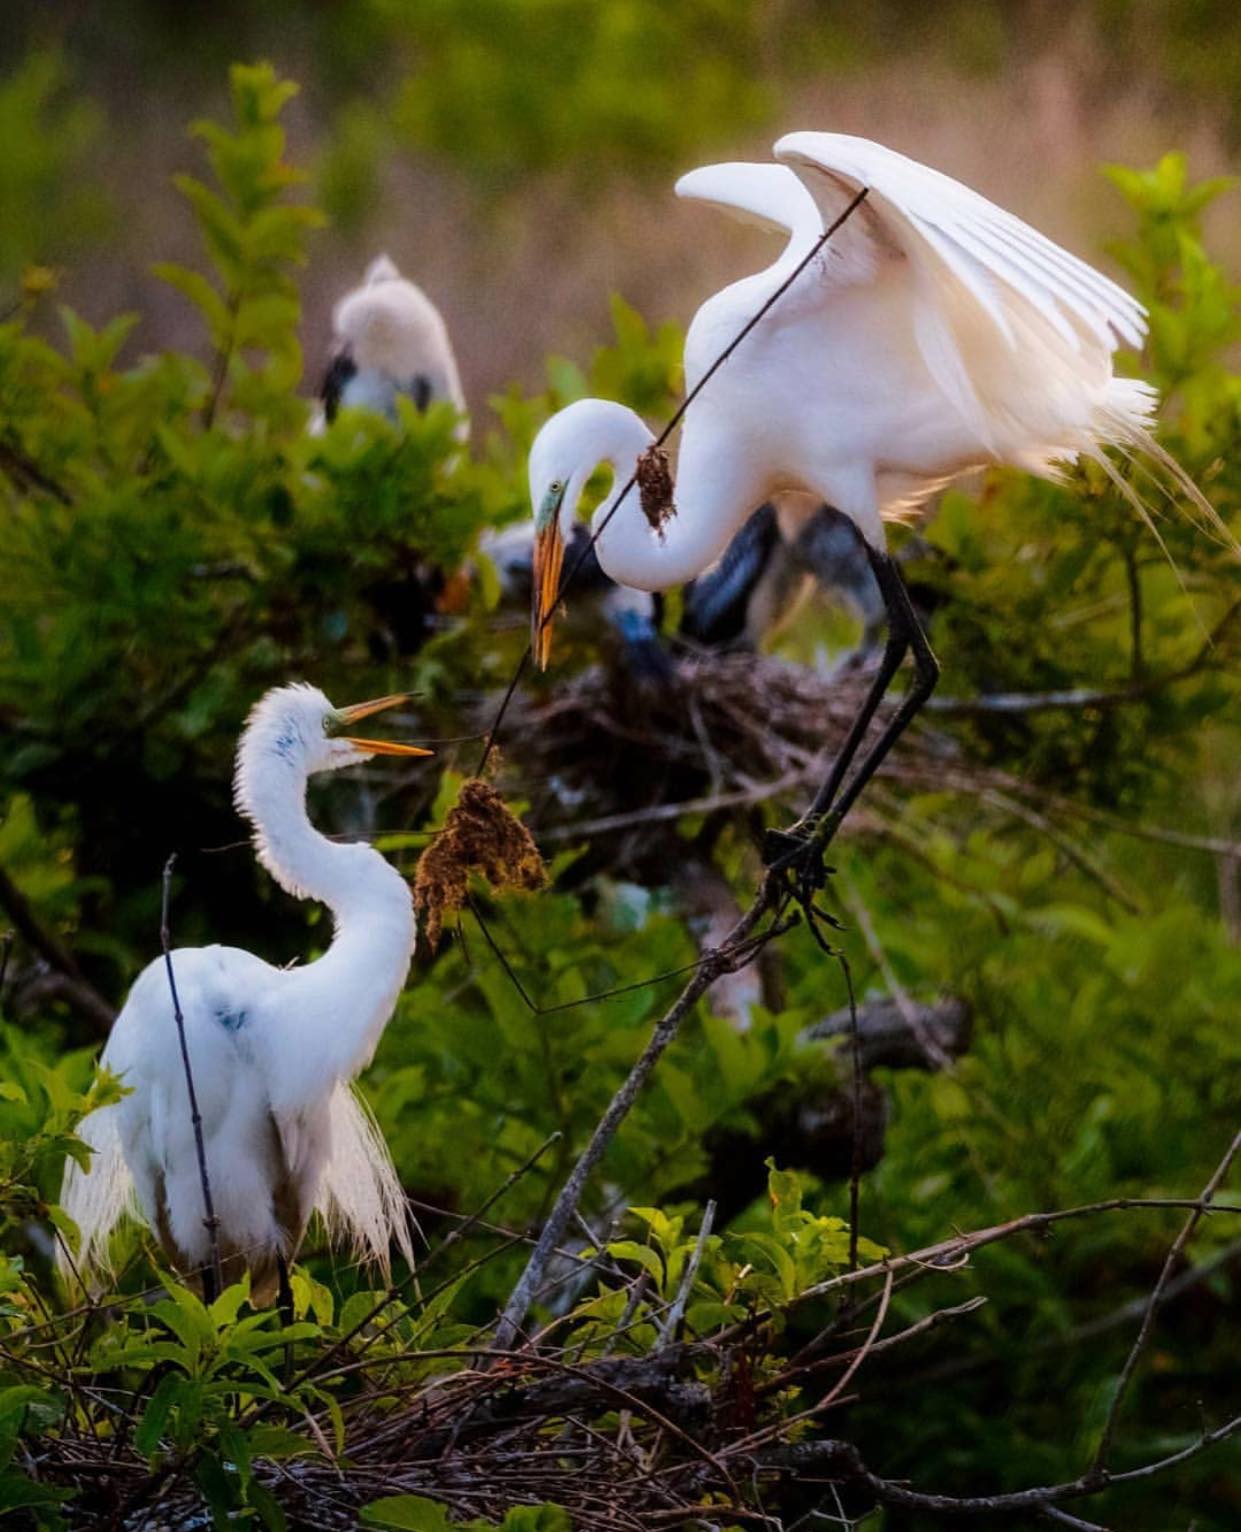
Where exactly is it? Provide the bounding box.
[528,133,1213,887]
[60,685,431,1304]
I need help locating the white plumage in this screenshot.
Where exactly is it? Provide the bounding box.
[525,133,1219,871]
[527,131,1186,659]
[59,684,430,1302]
[314,254,467,437]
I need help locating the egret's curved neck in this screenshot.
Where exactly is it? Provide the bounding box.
[235,743,414,1098]
[573,404,744,593]
[236,751,408,935]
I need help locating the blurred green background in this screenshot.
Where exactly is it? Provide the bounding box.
[5,0,1241,405]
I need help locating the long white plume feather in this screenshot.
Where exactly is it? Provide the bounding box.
[57,1104,134,1290]
[318,1082,416,1276]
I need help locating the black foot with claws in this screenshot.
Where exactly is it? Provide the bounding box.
[762,819,840,907]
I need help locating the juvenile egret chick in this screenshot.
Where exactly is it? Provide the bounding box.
[681,500,884,656]
[316,255,467,436]
[530,134,1210,883]
[60,685,432,1303]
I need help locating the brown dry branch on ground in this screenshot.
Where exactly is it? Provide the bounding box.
[20,1152,1241,1531]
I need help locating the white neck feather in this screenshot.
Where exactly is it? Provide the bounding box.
[557,401,745,592]
[233,732,416,1091]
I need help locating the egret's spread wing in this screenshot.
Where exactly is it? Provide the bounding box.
[775,133,1145,350]
[774,132,1149,458]
[675,162,822,251]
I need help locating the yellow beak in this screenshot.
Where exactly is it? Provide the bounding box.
[334,693,434,756]
[531,522,565,671]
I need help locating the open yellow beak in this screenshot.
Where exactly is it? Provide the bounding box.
[334,693,434,757]
[531,522,565,671]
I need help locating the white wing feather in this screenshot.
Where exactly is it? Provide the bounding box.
[773,133,1146,352]
[771,132,1153,465]
[57,1102,135,1289]
[317,1081,415,1276]
[674,162,821,250]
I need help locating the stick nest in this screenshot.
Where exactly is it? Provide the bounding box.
[413,778,547,948]
[496,650,959,876]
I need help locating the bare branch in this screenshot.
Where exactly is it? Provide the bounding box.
[1091,1126,1241,1472]
[758,1412,1241,1515]
[658,1200,715,1345]
[1042,1507,1111,1531]
[160,854,223,1299]
[0,858,115,1034]
[492,881,783,1351]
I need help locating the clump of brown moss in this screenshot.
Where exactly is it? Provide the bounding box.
[413,779,547,949]
[636,443,675,535]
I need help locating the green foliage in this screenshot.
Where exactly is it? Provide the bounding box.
[0,53,108,285]
[0,1026,121,1253]
[154,61,326,416]
[0,59,1237,1528]
[361,1497,570,1530]
[388,0,773,186]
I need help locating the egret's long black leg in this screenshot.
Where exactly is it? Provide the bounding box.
[828,553,939,823]
[201,1264,219,1307]
[276,1252,295,1327]
[805,549,916,822]
[763,547,937,895]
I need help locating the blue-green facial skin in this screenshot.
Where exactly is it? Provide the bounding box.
[536,482,565,533]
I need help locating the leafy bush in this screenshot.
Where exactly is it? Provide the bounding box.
[0,64,1237,1532]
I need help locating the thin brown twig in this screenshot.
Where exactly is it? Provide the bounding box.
[160,853,223,1297]
[820,1265,893,1410]
[1090,1125,1241,1473]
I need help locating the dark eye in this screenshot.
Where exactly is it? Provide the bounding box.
[549,479,564,494]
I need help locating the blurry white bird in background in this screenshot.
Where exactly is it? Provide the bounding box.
[313,255,467,436]
[60,685,431,1304]
[528,133,1219,883]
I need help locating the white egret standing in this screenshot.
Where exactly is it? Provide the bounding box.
[316,255,467,435]
[60,685,431,1304]
[528,134,1210,886]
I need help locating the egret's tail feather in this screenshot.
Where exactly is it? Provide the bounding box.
[57,1105,135,1292]
[319,1082,416,1277]
[1098,377,1236,553]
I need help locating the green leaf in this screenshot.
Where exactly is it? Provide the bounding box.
[360,1493,453,1530]
[246,1425,315,1462]
[247,1477,288,1532]
[208,1274,251,1327]
[152,263,231,338]
[134,1373,183,1457]
[604,1239,664,1284]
